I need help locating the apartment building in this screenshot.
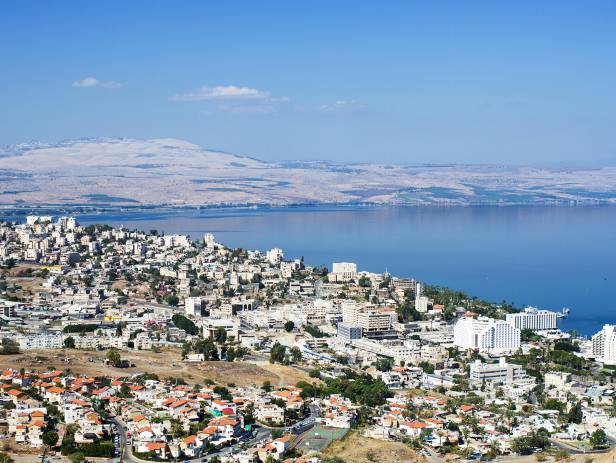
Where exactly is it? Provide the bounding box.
[592,324,616,365]
[505,307,557,331]
[453,316,520,353]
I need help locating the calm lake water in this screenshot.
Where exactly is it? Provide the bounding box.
[7,205,616,335]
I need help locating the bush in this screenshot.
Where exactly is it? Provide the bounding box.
[171,314,198,335]
[80,440,114,458]
[0,338,20,355]
[63,325,98,334]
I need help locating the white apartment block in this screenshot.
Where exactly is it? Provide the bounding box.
[592,324,616,365]
[453,316,520,353]
[330,262,357,282]
[185,297,204,317]
[161,234,190,248]
[266,248,284,265]
[356,310,394,334]
[342,302,394,336]
[415,296,430,313]
[506,307,557,331]
[17,333,64,350]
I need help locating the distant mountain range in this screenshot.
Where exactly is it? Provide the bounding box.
[1,138,616,208]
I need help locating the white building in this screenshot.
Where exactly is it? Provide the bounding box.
[469,357,531,385]
[453,316,520,353]
[592,324,616,365]
[203,233,216,248]
[506,307,557,331]
[202,318,240,340]
[17,333,64,350]
[185,297,204,317]
[162,234,190,248]
[330,262,357,282]
[342,302,394,337]
[266,248,284,265]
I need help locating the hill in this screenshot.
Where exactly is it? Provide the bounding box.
[1,138,616,207]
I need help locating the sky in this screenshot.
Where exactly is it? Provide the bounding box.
[1,1,615,165]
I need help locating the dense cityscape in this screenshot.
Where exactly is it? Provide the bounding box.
[0,215,614,463]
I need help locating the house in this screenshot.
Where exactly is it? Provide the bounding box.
[255,403,285,425]
[399,420,428,437]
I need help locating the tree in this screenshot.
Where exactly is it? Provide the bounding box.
[290,346,302,363]
[511,429,549,455]
[164,294,179,306]
[567,401,583,424]
[262,380,272,392]
[214,327,227,343]
[269,342,286,364]
[170,418,186,438]
[543,398,565,413]
[42,431,59,448]
[106,348,121,367]
[374,358,393,372]
[0,452,14,463]
[0,338,20,355]
[590,429,607,449]
[171,314,198,335]
[194,337,218,360]
[284,321,295,332]
[63,336,75,349]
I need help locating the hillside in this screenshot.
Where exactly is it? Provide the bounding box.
[1,138,616,207]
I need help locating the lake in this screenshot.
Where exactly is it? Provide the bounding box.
[56,204,615,336]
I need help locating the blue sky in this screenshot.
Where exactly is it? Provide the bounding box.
[1,1,615,164]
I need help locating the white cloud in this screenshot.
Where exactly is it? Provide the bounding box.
[72,77,121,89]
[172,85,272,102]
[174,84,290,115]
[319,99,363,112]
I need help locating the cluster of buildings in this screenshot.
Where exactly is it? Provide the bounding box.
[1,215,615,461]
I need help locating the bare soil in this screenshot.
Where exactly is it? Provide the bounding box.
[318,430,424,463]
[0,348,314,387]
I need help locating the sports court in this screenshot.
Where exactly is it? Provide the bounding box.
[292,425,349,452]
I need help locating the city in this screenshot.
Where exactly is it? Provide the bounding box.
[0,215,615,463]
[3,2,616,463]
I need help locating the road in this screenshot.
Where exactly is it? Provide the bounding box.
[110,416,135,463]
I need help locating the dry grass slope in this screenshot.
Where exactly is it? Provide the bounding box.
[0,349,314,388]
[318,430,424,463]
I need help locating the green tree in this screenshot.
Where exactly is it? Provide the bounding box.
[290,346,302,363]
[284,321,295,332]
[0,452,14,463]
[214,327,227,343]
[0,338,20,355]
[269,341,286,364]
[42,431,59,448]
[63,336,76,349]
[171,314,198,335]
[375,358,393,372]
[590,429,607,449]
[164,294,179,306]
[567,401,583,424]
[106,348,121,367]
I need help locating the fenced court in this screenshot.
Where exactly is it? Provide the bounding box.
[292,425,349,452]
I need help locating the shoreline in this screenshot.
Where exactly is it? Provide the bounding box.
[2,201,616,218]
